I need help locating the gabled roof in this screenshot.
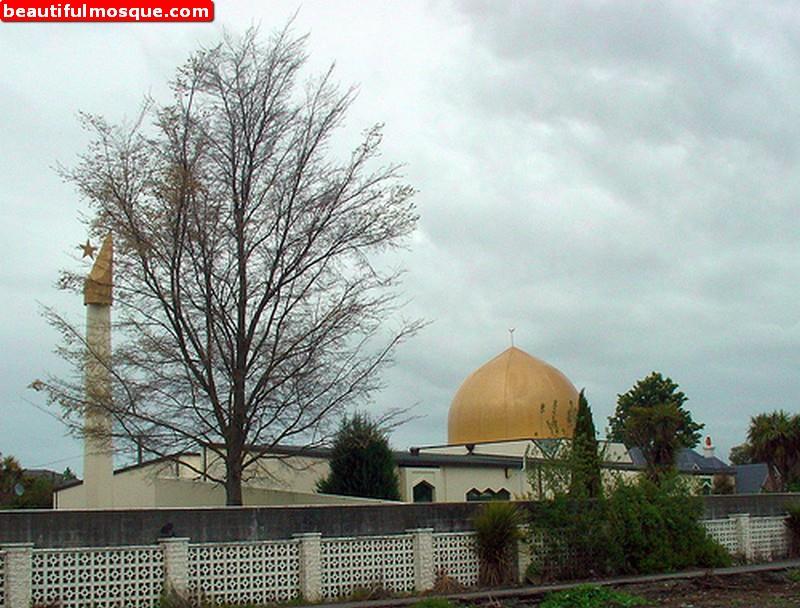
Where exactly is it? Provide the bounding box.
[734,463,770,494]
[628,447,734,475]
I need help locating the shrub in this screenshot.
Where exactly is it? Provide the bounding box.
[473,501,522,586]
[539,585,646,608]
[159,586,197,608]
[432,570,466,594]
[712,474,735,495]
[528,494,610,580]
[528,475,730,581]
[604,476,730,574]
[344,583,394,601]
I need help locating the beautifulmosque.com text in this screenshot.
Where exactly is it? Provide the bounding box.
[2,1,213,22]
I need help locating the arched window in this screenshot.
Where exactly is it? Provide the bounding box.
[466,488,511,501]
[413,480,435,503]
[467,488,501,501]
[466,488,483,502]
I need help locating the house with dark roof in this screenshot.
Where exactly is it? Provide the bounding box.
[627,446,735,494]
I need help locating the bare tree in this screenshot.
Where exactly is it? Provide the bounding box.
[45,26,421,505]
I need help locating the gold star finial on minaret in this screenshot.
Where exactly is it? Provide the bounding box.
[79,239,97,259]
[84,234,113,306]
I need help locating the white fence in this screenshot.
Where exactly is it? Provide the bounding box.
[320,534,416,599]
[0,513,791,608]
[30,545,164,608]
[432,531,479,587]
[188,539,300,605]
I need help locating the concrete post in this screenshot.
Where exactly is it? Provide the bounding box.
[409,528,435,591]
[295,533,322,602]
[517,525,532,584]
[732,513,754,561]
[160,537,190,595]
[3,543,34,608]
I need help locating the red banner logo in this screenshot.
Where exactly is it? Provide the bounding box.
[1,0,214,22]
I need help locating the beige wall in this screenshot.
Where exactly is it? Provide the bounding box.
[110,465,160,507]
[55,460,174,509]
[56,439,730,509]
[399,467,442,502]
[400,465,527,502]
[153,478,387,506]
[201,449,330,493]
[53,484,85,509]
[56,460,386,509]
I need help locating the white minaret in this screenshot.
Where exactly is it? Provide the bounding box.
[83,234,114,508]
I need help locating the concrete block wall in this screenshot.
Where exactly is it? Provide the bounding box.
[1,495,798,549]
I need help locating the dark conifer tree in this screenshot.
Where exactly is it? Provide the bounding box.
[570,390,602,498]
[317,413,401,500]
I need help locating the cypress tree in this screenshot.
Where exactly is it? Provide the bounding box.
[570,390,602,498]
[317,413,401,500]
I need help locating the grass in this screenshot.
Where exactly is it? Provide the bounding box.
[538,584,647,608]
[410,600,456,608]
[786,569,800,583]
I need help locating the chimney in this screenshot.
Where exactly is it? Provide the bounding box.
[703,435,715,459]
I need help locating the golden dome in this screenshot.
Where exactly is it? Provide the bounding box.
[448,346,579,444]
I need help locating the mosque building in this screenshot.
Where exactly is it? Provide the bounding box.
[53,237,734,509]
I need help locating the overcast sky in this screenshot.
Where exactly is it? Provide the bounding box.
[2,1,800,475]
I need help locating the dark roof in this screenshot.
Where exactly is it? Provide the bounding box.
[734,463,769,494]
[628,447,734,475]
[410,437,569,451]
[223,442,738,474]
[395,451,523,469]
[24,468,65,481]
[23,468,76,490]
[259,444,526,469]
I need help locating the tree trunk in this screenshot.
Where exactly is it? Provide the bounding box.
[225,422,244,506]
[225,453,244,506]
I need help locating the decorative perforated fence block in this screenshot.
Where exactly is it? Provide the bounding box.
[527,529,581,579]
[320,534,415,599]
[188,540,300,604]
[750,516,789,561]
[0,550,5,608]
[31,545,164,608]
[432,532,479,587]
[702,518,739,554]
